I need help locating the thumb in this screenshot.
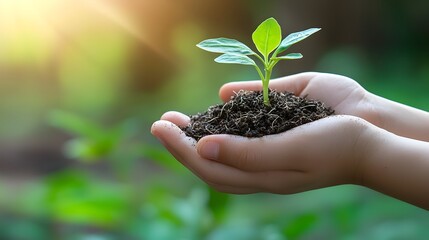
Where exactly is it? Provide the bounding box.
[218,72,316,102]
[196,133,304,172]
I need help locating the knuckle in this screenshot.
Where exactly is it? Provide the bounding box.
[234,147,259,170]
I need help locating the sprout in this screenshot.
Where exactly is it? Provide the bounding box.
[197,17,320,106]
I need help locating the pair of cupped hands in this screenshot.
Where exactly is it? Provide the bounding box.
[151,72,387,195]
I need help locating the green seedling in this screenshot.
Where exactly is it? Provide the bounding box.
[197,17,320,106]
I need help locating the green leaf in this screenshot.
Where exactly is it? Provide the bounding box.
[274,28,321,55]
[274,53,303,60]
[215,53,256,66]
[196,38,255,55]
[252,17,282,59]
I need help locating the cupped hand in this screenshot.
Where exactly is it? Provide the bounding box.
[151,111,378,194]
[220,72,379,126]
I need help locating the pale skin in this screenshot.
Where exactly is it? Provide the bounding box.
[151,72,429,210]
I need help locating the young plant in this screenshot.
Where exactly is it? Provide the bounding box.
[197,17,320,106]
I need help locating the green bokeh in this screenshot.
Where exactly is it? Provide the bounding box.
[1,1,428,239]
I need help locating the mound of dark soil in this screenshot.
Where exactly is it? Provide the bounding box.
[182,90,334,141]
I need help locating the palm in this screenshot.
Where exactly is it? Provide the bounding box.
[294,73,367,116]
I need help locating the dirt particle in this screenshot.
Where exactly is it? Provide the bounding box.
[182,90,334,141]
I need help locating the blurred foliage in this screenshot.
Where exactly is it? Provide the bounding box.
[1,0,429,239]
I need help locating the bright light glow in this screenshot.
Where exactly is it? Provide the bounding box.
[0,0,169,65]
[0,0,59,66]
[0,0,56,41]
[82,0,169,61]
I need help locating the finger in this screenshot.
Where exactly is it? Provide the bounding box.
[219,72,316,102]
[151,120,261,189]
[196,133,303,172]
[196,116,340,172]
[160,111,190,127]
[219,80,263,102]
[255,170,325,194]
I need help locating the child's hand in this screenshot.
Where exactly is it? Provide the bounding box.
[220,72,429,141]
[151,111,378,194]
[219,72,379,126]
[152,72,429,209]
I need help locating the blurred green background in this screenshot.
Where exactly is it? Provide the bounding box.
[1,0,429,239]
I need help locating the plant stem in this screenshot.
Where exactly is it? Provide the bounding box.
[254,65,265,83]
[254,64,270,105]
[263,68,272,106]
[254,53,265,65]
[255,54,274,106]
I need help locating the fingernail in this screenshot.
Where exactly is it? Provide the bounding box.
[199,141,219,160]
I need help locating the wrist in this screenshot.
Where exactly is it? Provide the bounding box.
[362,92,429,141]
[349,119,384,186]
[356,91,384,128]
[357,127,429,209]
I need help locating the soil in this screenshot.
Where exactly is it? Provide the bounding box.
[182,90,334,141]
